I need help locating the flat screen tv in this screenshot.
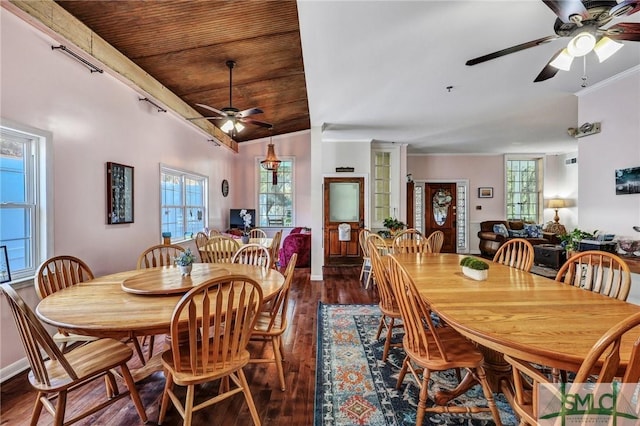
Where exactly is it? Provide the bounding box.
[229,208,256,229]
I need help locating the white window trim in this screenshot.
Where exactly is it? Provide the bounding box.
[255,156,295,228]
[0,119,53,287]
[159,164,208,243]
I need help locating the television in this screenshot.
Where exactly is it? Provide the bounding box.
[229,208,256,229]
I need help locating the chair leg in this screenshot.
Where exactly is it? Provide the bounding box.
[375,315,386,340]
[272,335,286,391]
[147,335,155,359]
[29,392,45,426]
[237,369,261,426]
[382,317,395,362]
[54,390,67,426]
[365,268,373,289]
[183,384,195,426]
[476,366,503,426]
[415,370,430,426]
[119,362,148,423]
[129,335,146,365]
[158,372,174,425]
[396,356,410,390]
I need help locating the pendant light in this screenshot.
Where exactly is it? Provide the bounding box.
[260,134,281,185]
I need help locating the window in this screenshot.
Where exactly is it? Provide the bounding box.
[0,125,50,282]
[373,151,391,223]
[160,166,207,240]
[257,159,293,227]
[506,158,543,222]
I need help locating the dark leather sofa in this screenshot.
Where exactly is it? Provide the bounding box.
[477,220,556,258]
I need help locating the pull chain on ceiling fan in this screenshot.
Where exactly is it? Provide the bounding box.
[187,60,273,137]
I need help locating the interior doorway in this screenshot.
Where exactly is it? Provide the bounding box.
[323,177,365,265]
[424,182,457,253]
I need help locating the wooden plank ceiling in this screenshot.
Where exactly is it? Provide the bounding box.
[55,0,310,143]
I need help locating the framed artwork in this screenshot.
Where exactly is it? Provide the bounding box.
[615,166,640,195]
[106,162,134,224]
[478,187,493,198]
[0,245,10,283]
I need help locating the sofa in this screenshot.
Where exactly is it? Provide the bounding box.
[477,220,557,258]
[279,227,311,268]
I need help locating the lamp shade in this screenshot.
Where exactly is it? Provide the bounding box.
[548,199,566,209]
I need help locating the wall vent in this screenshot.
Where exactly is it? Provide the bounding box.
[565,157,577,165]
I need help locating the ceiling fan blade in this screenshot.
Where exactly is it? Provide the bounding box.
[542,0,588,23]
[533,48,564,82]
[465,35,558,66]
[610,0,640,17]
[195,103,226,116]
[606,22,640,41]
[238,107,264,118]
[240,117,273,129]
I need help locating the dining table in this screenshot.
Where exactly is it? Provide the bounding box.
[36,262,284,381]
[391,252,640,397]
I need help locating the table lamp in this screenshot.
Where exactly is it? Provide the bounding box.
[546,199,567,235]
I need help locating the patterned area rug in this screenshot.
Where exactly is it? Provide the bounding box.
[314,303,518,426]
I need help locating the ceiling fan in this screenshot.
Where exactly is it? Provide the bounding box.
[466,0,640,82]
[189,60,273,135]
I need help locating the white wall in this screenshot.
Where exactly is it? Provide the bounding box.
[544,152,579,231]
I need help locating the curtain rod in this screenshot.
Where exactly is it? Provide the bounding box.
[51,45,103,74]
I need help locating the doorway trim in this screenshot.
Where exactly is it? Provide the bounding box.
[412,179,470,253]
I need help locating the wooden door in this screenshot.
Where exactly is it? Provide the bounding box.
[323,177,365,265]
[424,183,457,253]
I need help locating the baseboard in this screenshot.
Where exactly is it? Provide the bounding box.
[0,356,29,383]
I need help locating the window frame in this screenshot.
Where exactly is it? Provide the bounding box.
[504,156,544,223]
[256,157,294,228]
[0,121,53,285]
[160,165,208,242]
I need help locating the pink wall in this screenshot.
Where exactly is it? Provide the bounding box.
[407,155,506,222]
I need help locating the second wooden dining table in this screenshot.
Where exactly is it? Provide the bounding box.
[392,253,640,392]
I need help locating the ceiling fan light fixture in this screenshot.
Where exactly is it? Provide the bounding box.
[234,121,245,133]
[549,48,574,71]
[594,36,624,62]
[221,119,235,133]
[567,31,596,57]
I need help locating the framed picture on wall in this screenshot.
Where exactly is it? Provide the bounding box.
[0,245,11,283]
[106,162,134,224]
[615,166,640,195]
[478,187,493,198]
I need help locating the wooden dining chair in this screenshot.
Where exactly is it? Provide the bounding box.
[358,228,373,288]
[207,228,221,237]
[386,255,504,426]
[249,253,298,391]
[35,255,145,365]
[425,230,445,253]
[232,243,271,268]
[136,243,185,269]
[492,238,535,272]
[158,275,264,426]
[248,228,268,239]
[200,235,240,263]
[269,230,283,269]
[393,228,429,254]
[504,311,640,426]
[1,283,148,426]
[367,239,402,362]
[555,250,631,301]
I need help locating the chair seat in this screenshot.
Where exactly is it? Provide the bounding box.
[402,326,484,371]
[29,338,133,392]
[52,331,99,344]
[379,301,401,319]
[252,312,284,335]
[161,346,251,386]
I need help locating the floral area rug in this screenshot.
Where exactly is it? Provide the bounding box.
[314,303,518,426]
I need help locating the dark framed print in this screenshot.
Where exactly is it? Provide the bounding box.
[615,166,640,195]
[106,162,134,224]
[0,245,11,283]
[478,187,493,198]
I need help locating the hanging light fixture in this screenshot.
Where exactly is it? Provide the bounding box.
[260,135,281,185]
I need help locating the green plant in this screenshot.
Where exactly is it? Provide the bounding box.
[459,256,489,270]
[175,248,195,266]
[383,217,406,231]
[559,228,598,251]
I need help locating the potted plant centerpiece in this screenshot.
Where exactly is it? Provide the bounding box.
[239,209,252,244]
[459,256,489,281]
[175,248,196,276]
[383,217,406,237]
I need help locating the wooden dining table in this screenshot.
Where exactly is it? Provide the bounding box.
[36,262,284,380]
[392,253,640,393]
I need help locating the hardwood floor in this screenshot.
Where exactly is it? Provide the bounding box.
[0,266,378,425]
